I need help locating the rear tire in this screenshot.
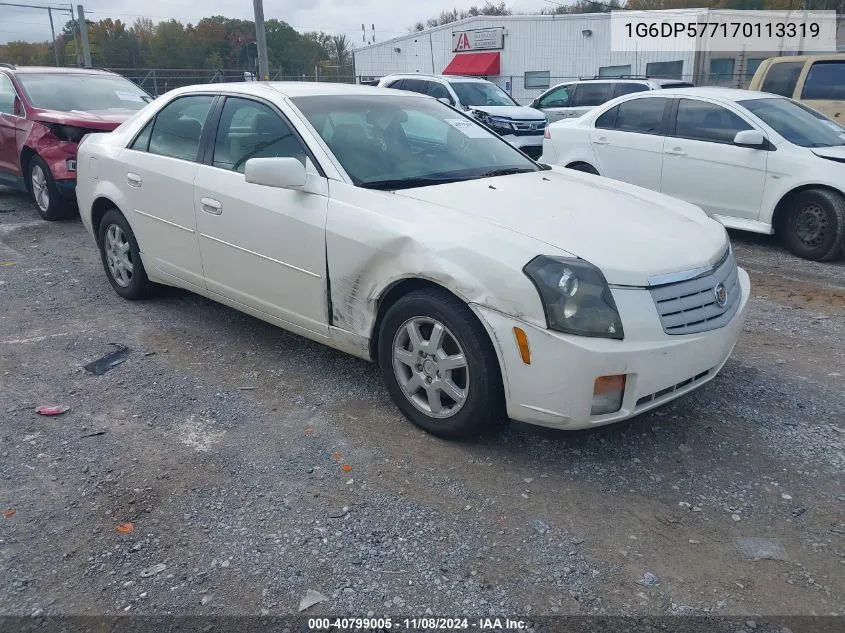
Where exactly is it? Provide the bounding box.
[377,288,504,440]
[29,156,74,221]
[97,209,152,300]
[567,162,599,175]
[781,189,845,262]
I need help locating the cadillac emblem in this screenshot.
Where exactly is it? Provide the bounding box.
[714,282,728,308]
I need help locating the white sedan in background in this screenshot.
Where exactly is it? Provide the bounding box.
[76,83,748,439]
[542,87,845,262]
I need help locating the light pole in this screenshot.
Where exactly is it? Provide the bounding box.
[252,0,270,81]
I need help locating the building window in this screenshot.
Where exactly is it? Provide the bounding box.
[598,64,631,78]
[745,58,765,78]
[524,71,551,89]
[709,58,736,83]
[646,60,683,79]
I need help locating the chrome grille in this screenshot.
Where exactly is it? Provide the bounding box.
[649,248,740,335]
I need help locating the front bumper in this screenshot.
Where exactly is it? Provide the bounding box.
[471,267,750,430]
[503,133,543,159]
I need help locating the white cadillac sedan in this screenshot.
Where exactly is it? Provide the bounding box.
[76,82,749,439]
[541,87,845,262]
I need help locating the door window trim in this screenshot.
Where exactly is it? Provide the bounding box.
[0,73,25,119]
[593,96,672,136]
[125,92,219,160]
[204,93,326,177]
[666,97,758,146]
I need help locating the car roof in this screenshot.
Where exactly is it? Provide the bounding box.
[625,86,779,102]
[381,73,489,84]
[4,65,120,76]
[169,81,430,99]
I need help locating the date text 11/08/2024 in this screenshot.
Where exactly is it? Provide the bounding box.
[307,618,529,630]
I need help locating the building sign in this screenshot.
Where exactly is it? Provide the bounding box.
[452,27,504,52]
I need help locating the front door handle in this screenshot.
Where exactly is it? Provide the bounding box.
[127,172,142,187]
[593,137,610,145]
[664,148,687,157]
[200,197,222,215]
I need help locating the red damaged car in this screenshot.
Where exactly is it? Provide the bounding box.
[0,65,151,220]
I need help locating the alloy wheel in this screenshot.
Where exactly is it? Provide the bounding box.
[104,223,134,288]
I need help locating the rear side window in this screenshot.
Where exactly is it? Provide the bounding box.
[570,83,614,107]
[674,99,752,144]
[148,95,214,162]
[595,105,618,129]
[130,119,154,151]
[760,61,803,97]
[801,61,845,100]
[613,83,649,98]
[614,98,668,134]
[402,79,429,95]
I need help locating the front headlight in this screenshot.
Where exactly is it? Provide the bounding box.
[47,124,88,143]
[524,256,624,339]
[473,111,515,133]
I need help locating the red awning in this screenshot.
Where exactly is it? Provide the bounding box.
[442,52,500,77]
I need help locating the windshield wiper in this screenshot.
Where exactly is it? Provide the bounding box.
[478,167,536,178]
[359,176,464,191]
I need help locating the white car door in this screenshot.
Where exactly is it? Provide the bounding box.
[120,94,215,290]
[660,98,768,221]
[192,96,330,335]
[588,96,670,191]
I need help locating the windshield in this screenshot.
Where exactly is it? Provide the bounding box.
[17,73,151,113]
[739,97,845,148]
[448,81,518,107]
[292,94,539,190]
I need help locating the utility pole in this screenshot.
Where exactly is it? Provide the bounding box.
[47,7,59,66]
[77,4,91,67]
[252,0,270,81]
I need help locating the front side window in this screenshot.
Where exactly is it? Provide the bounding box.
[801,61,845,100]
[0,74,16,115]
[614,97,668,134]
[570,83,614,108]
[595,105,619,130]
[213,97,306,173]
[739,97,845,148]
[148,95,214,162]
[292,94,538,189]
[760,61,803,97]
[674,99,752,144]
[448,81,517,107]
[426,82,453,103]
[538,85,570,109]
[16,73,151,113]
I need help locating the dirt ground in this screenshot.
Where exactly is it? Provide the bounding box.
[1,187,843,620]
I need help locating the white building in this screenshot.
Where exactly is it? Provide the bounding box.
[354,10,842,104]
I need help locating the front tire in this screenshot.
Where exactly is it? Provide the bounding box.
[782,189,845,262]
[377,288,504,439]
[29,156,74,221]
[97,209,152,300]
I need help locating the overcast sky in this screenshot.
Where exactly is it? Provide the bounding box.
[1,0,554,45]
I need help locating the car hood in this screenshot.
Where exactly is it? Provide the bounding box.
[811,145,845,163]
[31,108,136,131]
[470,105,546,121]
[394,169,728,287]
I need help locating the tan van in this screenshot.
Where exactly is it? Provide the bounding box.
[749,53,845,121]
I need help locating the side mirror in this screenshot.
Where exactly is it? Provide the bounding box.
[13,97,22,116]
[530,99,539,109]
[437,97,454,107]
[244,157,306,189]
[733,129,766,148]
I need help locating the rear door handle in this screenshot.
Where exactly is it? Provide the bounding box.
[200,197,222,215]
[593,137,610,145]
[665,148,687,157]
[127,173,142,187]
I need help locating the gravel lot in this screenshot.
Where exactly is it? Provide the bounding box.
[1,186,844,620]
